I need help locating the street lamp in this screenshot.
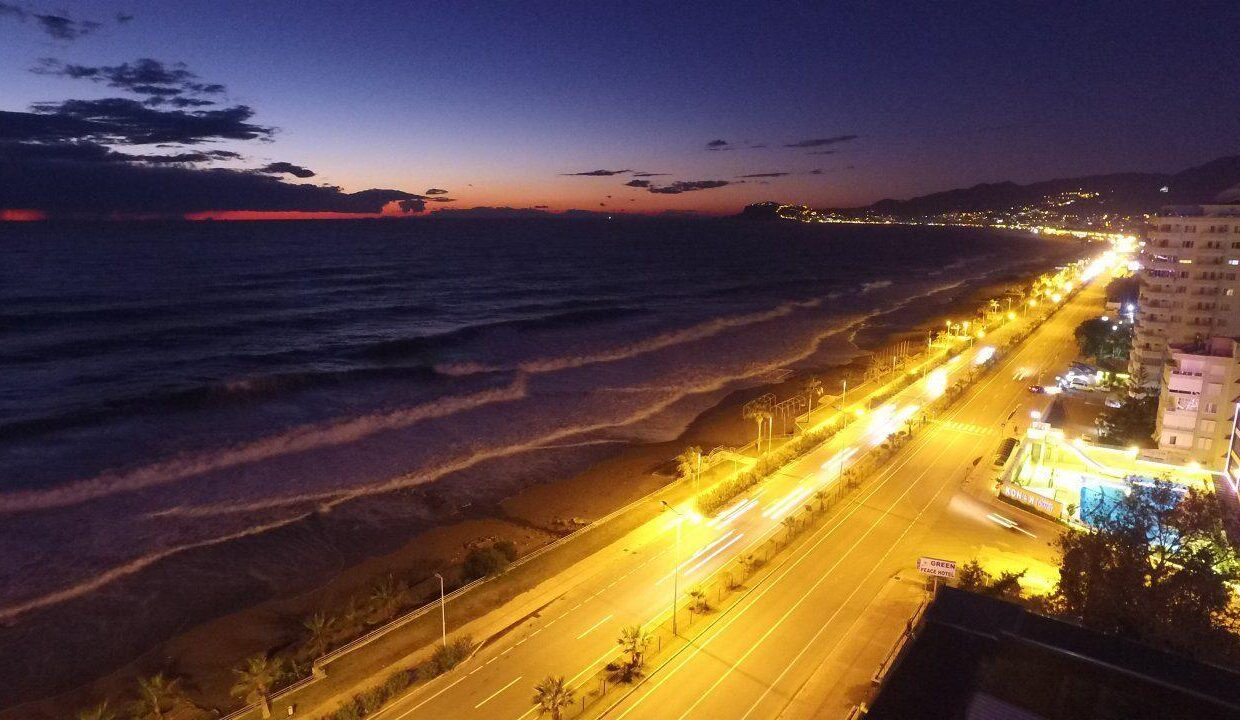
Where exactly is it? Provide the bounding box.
[661,501,684,635]
[433,572,447,648]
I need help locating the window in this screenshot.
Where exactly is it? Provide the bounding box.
[1183,240,1196,247]
[1197,437,1213,450]
[1185,226,1197,233]
[1231,241,1240,249]
[1206,402,1219,414]
[1168,435,1177,446]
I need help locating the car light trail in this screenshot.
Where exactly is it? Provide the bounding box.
[656,531,737,585]
[709,498,759,529]
[680,533,744,577]
[973,345,995,365]
[763,485,815,521]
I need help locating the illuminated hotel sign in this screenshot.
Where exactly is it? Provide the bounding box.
[999,482,1063,517]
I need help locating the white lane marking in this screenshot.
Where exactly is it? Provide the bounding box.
[389,674,468,719]
[575,613,614,640]
[474,675,523,709]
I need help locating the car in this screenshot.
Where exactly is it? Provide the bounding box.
[1028,385,1045,394]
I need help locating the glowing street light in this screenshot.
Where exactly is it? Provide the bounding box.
[661,501,687,635]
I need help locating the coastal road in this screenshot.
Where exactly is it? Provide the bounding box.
[377,273,1101,720]
[594,278,1102,720]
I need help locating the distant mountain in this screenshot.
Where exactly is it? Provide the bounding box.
[860,155,1240,217]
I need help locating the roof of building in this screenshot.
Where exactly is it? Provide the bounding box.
[865,587,1240,720]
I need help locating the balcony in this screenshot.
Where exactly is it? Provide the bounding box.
[1167,372,1204,393]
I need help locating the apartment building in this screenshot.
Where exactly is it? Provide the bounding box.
[1130,204,1240,387]
[1156,337,1240,467]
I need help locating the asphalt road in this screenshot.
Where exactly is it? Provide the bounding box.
[378,275,1102,720]
[597,279,1102,720]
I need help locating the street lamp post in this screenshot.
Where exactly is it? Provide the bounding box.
[433,572,447,648]
[661,501,683,636]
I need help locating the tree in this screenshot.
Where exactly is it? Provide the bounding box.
[532,675,575,720]
[675,446,702,486]
[1052,481,1240,665]
[803,376,823,413]
[77,701,116,720]
[955,560,1026,601]
[131,674,180,720]
[1096,380,1157,447]
[463,546,511,580]
[615,622,654,679]
[743,406,773,454]
[370,574,409,621]
[303,612,336,658]
[687,587,711,614]
[1074,317,1133,365]
[230,655,285,707]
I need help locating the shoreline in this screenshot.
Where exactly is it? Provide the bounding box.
[1,250,1083,718]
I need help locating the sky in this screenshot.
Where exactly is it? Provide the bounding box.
[1,1,1238,218]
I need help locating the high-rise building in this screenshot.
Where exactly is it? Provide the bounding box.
[1130,204,1240,388]
[1156,337,1240,467]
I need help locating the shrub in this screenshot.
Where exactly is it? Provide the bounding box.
[462,547,510,580]
[493,539,518,562]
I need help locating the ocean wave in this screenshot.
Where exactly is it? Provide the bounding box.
[435,298,821,376]
[0,363,443,440]
[355,307,649,361]
[0,376,528,516]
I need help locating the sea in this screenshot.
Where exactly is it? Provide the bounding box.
[0,217,1084,701]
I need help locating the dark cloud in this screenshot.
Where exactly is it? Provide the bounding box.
[783,135,858,148]
[397,198,425,213]
[648,180,730,194]
[0,154,420,215]
[624,179,652,188]
[809,169,824,175]
[630,172,669,177]
[7,100,273,145]
[426,196,456,203]
[705,139,732,151]
[737,172,789,178]
[258,161,316,178]
[0,4,133,40]
[807,150,837,156]
[33,58,226,106]
[748,143,768,149]
[425,188,449,194]
[35,14,101,40]
[0,4,106,39]
[561,169,631,176]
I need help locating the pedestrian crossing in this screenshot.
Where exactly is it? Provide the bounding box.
[932,419,996,437]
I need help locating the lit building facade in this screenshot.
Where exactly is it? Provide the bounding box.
[1129,205,1240,387]
[1156,337,1240,469]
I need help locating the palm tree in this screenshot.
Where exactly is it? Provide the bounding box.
[303,612,336,658]
[743,406,773,454]
[803,376,822,413]
[617,624,652,670]
[532,675,575,720]
[131,674,180,720]
[687,587,710,614]
[370,574,408,621]
[675,446,702,487]
[813,489,827,511]
[231,654,285,712]
[77,700,116,720]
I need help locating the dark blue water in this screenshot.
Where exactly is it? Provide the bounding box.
[0,218,1083,697]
